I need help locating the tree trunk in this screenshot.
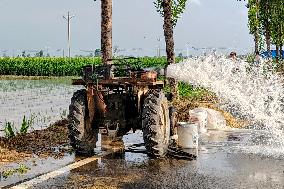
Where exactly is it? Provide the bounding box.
[279,24,283,60]
[254,31,259,54]
[162,0,178,98]
[162,0,175,65]
[265,21,271,57]
[280,44,283,60]
[101,0,112,78]
[276,45,279,63]
[280,24,283,60]
[265,1,271,57]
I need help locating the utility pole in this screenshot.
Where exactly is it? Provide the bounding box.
[63,12,75,59]
[157,36,161,57]
[186,42,190,58]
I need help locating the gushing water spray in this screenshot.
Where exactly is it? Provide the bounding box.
[168,55,284,157]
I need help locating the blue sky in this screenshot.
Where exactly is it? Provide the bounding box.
[0,0,252,56]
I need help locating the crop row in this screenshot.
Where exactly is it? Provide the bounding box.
[0,57,181,76]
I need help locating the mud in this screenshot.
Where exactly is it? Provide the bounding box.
[0,119,70,165]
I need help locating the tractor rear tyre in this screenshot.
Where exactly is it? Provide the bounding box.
[68,89,98,155]
[142,90,170,157]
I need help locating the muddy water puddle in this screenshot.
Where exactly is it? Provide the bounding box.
[0,78,81,136]
[0,132,126,188]
[5,129,282,188]
[0,154,75,187]
[89,130,284,188]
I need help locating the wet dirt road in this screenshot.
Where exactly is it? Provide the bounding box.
[13,130,284,189]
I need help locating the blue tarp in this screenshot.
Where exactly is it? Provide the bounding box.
[261,50,284,58]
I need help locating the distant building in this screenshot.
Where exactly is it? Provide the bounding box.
[261,50,284,59]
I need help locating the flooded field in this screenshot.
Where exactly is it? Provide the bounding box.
[0,78,81,136]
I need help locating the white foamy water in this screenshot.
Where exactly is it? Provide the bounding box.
[168,55,284,157]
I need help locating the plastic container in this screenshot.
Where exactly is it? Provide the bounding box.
[189,108,208,134]
[177,122,199,149]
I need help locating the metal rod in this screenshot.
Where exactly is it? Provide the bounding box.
[63,11,75,59]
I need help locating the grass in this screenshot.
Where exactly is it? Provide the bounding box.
[2,115,34,138]
[178,82,215,99]
[3,122,16,138]
[19,115,34,135]
[164,81,216,100]
[1,164,30,179]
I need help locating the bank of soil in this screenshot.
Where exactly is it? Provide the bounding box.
[0,119,70,166]
[0,97,244,166]
[173,97,247,128]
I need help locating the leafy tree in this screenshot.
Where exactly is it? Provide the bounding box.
[247,0,284,59]
[270,0,284,59]
[247,0,261,53]
[154,0,188,97]
[94,49,101,57]
[154,0,187,27]
[35,50,44,57]
[22,51,26,57]
[259,0,272,56]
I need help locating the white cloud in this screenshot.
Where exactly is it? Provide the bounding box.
[190,0,202,6]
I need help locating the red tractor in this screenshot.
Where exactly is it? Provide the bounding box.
[68,58,176,157]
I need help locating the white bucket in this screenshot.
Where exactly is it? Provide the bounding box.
[189,109,208,134]
[177,122,199,149]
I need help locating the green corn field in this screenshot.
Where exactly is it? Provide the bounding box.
[0,57,182,76]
